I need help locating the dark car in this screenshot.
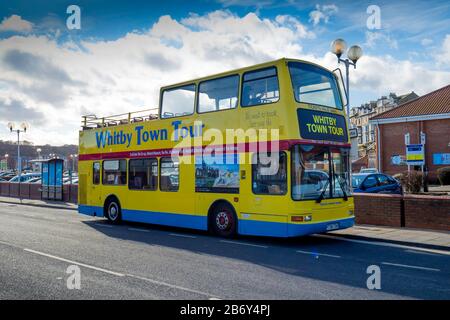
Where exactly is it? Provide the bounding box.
[352,173,403,195]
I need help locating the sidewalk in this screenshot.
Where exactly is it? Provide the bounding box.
[0,196,77,211]
[330,225,450,250]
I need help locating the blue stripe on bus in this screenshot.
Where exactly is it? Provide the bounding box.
[78,205,354,237]
[238,217,354,237]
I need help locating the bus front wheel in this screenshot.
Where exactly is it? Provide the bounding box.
[105,197,122,224]
[210,203,237,238]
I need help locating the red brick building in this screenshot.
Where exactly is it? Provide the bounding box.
[370,84,450,182]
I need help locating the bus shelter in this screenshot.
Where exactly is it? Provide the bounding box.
[41,159,64,201]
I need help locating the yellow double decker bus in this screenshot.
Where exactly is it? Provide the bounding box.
[78,58,354,237]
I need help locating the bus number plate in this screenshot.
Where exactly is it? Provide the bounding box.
[326,223,340,231]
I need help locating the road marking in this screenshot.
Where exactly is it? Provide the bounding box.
[169,233,197,239]
[128,227,150,233]
[126,273,220,299]
[220,240,268,248]
[315,234,450,256]
[404,249,440,256]
[23,248,125,277]
[381,262,440,272]
[296,250,341,258]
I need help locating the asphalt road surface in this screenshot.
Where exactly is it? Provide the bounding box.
[0,202,449,300]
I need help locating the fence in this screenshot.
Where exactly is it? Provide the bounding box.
[0,182,78,204]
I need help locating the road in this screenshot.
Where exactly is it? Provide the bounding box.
[0,202,449,300]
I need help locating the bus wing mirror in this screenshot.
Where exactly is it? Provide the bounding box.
[333,68,348,108]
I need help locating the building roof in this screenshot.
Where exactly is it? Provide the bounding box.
[371,85,450,121]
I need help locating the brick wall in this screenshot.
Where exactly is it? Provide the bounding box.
[355,193,450,231]
[377,118,450,182]
[404,194,450,231]
[354,193,403,227]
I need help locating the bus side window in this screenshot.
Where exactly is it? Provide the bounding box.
[129,158,158,190]
[102,159,127,185]
[160,84,196,119]
[93,162,101,185]
[198,75,239,113]
[160,157,179,192]
[252,152,287,195]
[241,67,280,107]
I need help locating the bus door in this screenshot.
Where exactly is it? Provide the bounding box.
[90,161,103,211]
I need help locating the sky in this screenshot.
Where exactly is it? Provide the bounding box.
[0,0,449,146]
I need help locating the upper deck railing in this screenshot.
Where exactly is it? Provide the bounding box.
[81,108,159,130]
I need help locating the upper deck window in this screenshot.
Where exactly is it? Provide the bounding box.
[288,62,343,110]
[241,67,279,107]
[198,75,239,113]
[161,84,196,119]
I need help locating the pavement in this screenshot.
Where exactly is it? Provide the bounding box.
[0,201,449,299]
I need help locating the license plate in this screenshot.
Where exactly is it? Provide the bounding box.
[326,223,340,231]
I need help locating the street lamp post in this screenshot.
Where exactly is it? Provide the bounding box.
[7,122,29,182]
[330,39,363,120]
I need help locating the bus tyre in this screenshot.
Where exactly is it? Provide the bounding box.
[105,198,122,224]
[210,203,237,238]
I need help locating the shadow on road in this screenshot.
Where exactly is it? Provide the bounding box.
[82,219,450,300]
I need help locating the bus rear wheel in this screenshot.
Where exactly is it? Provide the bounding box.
[210,203,237,238]
[105,198,122,224]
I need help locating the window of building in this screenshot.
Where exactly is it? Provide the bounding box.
[241,67,279,107]
[198,75,239,113]
[128,158,158,190]
[102,160,127,185]
[252,152,287,195]
[160,157,179,192]
[160,84,196,119]
[93,162,101,185]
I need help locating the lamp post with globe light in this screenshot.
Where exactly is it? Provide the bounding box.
[330,39,363,119]
[7,122,29,182]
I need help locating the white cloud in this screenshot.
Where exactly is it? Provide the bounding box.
[309,4,338,26]
[0,10,449,146]
[365,31,399,50]
[421,38,433,46]
[0,15,33,33]
[435,34,450,67]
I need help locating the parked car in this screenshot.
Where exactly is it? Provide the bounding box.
[352,173,402,194]
[8,173,41,183]
[359,168,379,174]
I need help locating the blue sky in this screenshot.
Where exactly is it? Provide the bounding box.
[0,0,449,144]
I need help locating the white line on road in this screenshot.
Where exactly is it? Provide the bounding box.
[296,250,341,258]
[128,227,150,233]
[404,249,441,256]
[381,262,440,272]
[169,233,197,239]
[126,273,220,299]
[220,240,268,248]
[23,248,126,277]
[315,234,450,256]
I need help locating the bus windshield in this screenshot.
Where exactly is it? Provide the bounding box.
[288,61,343,110]
[291,144,351,201]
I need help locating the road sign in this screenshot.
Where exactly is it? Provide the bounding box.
[420,131,426,145]
[349,128,358,139]
[406,144,425,165]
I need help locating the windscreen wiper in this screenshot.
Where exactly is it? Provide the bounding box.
[336,176,348,201]
[315,179,330,203]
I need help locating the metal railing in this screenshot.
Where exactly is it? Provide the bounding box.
[81,108,159,130]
